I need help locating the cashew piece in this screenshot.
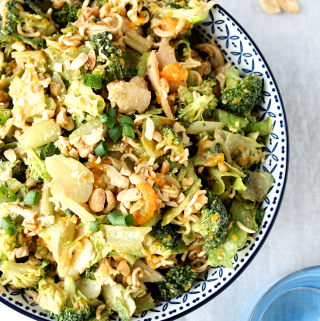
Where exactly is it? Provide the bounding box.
[89,188,106,212]
[103,190,116,214]
[260,0,281,13]
[117,260,130,276]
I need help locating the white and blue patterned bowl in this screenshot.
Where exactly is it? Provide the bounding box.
[0,3,289,321]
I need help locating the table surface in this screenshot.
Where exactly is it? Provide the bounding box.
[1,1,319,321]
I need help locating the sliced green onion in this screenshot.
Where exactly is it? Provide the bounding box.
[90,220,100,233]
[1,216,16,236]
[107,211,134,226]
[108,108,117,118]
[106,116,116,129]
[0,114,7,126]
[108,125,122,143]
[122,124,135,138]
[24,190,40,206]
[95,141,108,158]
[61,235,85,248]
[84,74,103,90]
[65,209,74,218]
[99,113,108,124]
[99,113,117,128]
[119,115,134,126]
[0,186,17,202]
[40,142,56,160]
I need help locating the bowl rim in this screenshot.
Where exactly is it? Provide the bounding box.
[162,4,290,320]
[0,4,289,321]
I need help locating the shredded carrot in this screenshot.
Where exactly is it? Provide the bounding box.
[160,63,188,83]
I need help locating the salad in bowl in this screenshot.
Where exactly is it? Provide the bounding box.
[0,0,275,320]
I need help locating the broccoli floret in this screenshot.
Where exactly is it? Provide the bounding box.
[0,224,25,265]
[155,155,180,172]
[158,265,198,301]
[0,260,49,289]
[45,276,95,321]
[191,191,230,250]
[156,126,182,151]
[149,0,214,25]
[52,3,80,28]
[90,31,123,81]
[84,263,98,279]
[209,143,222,154]
[0,0,55,47]
[24,148,51,183]
[38,278,69,315]
[34,0,52,14]
[189,78,218,97]
[1,1,56,37]
[0,160,27,182]
[177,83,218,123]
[35,245,53,261]
[220,66,263,114]
[193,142,224,167]
[150,220,181,253]
[2,0,21,34]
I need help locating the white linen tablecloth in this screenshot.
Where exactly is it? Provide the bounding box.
[1,1,319,321]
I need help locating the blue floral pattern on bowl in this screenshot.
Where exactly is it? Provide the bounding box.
[0,4,289,321]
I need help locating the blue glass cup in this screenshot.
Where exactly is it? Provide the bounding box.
[242,266,320,321]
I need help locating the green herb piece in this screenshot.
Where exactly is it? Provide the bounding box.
[24,190,40,206]
[108,125,122,143]
[99,113,116,128]
[40,143,56,160]
[122,124,135,138]
[0,114,7,126]
[1,216,16,236]
[107,211,134,226]
[84,74,103,90]
[65,209,74,218]
[99,113,108,124]
[90,220,100,233]
[0,186,17,202]
[119,115,134,126]
[95,141,109,158]
[108,108,117,118]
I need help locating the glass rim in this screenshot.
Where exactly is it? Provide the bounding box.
[249,265,320,320]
